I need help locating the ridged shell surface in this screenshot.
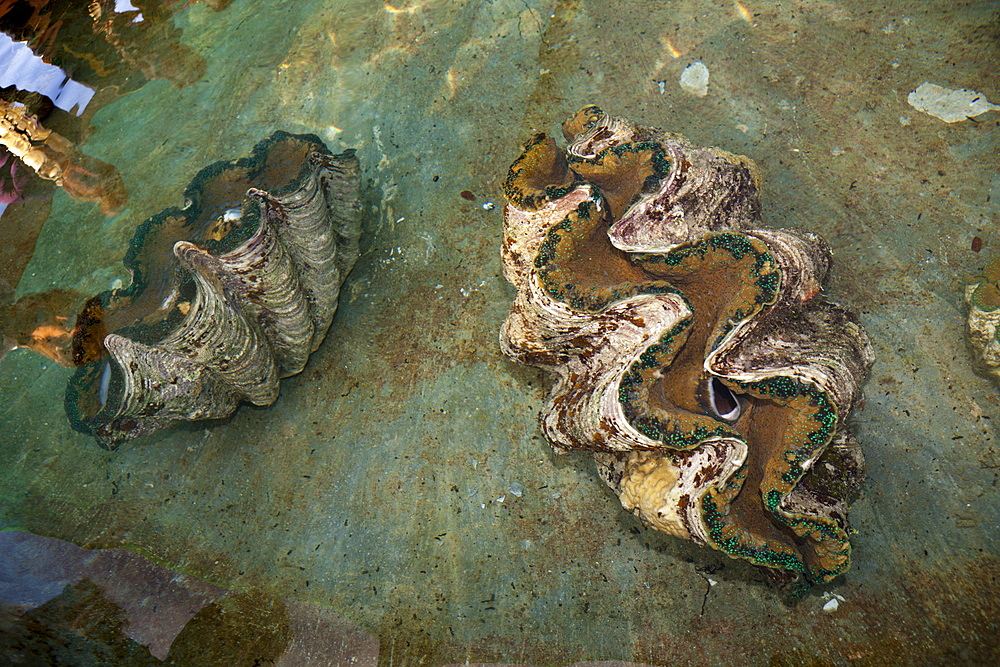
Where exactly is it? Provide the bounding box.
[66,132,361,449]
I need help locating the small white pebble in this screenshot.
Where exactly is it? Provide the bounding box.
[482,201,495,211]
[707,578,718,587]
[822,598,839,613]
[679,61,710,97]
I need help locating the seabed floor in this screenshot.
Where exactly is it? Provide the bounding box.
[0,1,998,665]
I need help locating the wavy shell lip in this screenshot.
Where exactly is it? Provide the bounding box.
[500,106,874,594]
[65,132,362,449]
[609,148,761,252]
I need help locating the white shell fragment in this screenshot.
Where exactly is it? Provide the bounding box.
[680,61,710,97]
[821,591,845,613]
[906,82,1000,123]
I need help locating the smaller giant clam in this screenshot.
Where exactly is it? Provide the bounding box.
[500,106,874,593]
[66,131,361,449]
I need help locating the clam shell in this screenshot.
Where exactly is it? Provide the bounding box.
[65,132,361,448]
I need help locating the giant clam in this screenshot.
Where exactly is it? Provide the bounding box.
[65,131,361,449]
[500,106,874,592]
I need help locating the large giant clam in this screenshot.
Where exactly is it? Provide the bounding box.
[500,106,874,593]
[65,131,361,449]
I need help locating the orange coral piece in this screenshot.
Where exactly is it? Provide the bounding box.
[0,99,126,216]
